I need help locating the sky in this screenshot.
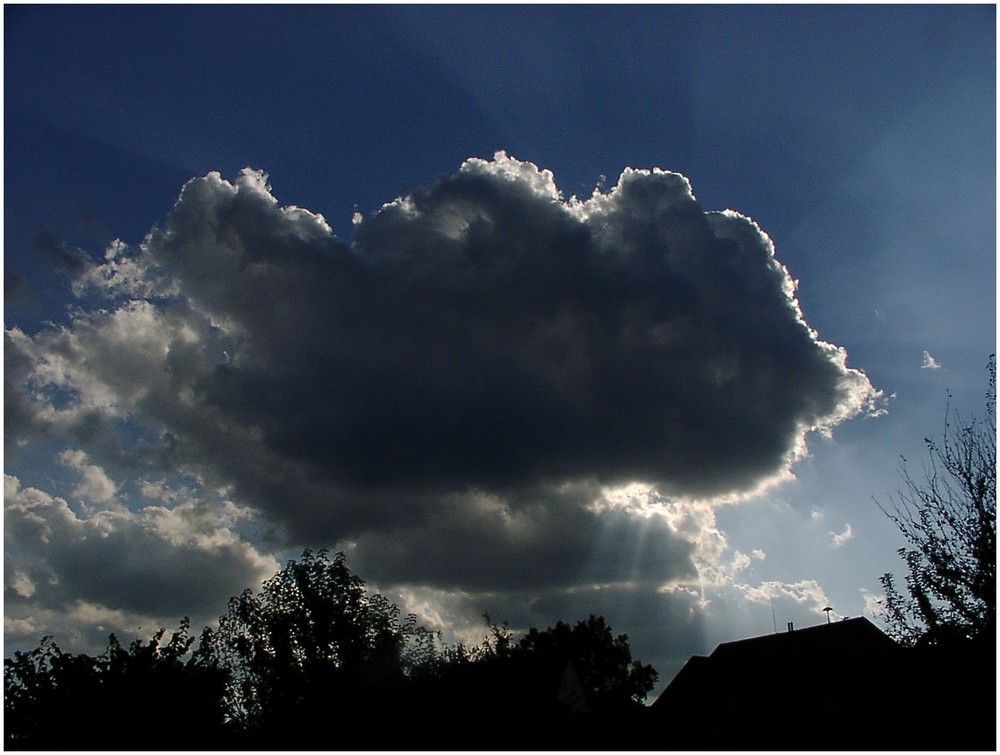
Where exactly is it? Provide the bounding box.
[3,4,996,697]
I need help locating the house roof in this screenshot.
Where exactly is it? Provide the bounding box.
[651,617,901,712]
[644,618,994,750]
[708,615,898,665]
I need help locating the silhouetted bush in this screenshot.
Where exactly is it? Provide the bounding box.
[4,619,228,750]
[393,614,658,749]
[5,551,661,750]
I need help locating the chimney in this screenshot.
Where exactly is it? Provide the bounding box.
[786,621,794,632]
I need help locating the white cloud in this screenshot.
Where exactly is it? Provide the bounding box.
[139,478,183,504]
[739,579,831,614]
[861,588,887,625]
[921,350,941,369]
[4,615,40,638]
[58,449,118,506]
[828,522,855,548]
[8,571,36,599]
[729,551,753,574]
[462,150,562,199]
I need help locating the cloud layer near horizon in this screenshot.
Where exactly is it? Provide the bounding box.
[5,153,880,653]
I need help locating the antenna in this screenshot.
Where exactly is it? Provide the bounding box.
[770,597,777,634]
[823,606,833,624]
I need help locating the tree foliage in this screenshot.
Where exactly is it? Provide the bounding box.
[204,548,417,735]
[394,613,659,748]
[877,356,996,647]
[513,615,658,711]
[4,619,228,749]
[5,550,660,748]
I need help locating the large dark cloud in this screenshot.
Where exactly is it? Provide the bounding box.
[5,154,879,634]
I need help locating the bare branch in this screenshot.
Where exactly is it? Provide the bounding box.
[874,356,996,646]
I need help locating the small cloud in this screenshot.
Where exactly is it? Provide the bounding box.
[921,350,941,370]
[58,449,118,505]
[751,549,766,561]
[740,579,831,612]
[730,551,752,574]
[861,588,885,620]
[8,571,36,598]
[828,522,854,548]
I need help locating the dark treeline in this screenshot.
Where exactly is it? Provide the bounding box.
[5,547,996,750]
[4,549,657,750]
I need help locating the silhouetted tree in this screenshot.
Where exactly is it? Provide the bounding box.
[205,548,419,743]
[4,619,228,750]
[398,613,658,748]
[513,615,658,712]
[877,356,996,648]
[6,551,663,749]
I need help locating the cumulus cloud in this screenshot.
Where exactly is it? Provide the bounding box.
[5,154,881,658]
[4,474,278,642]
[58,449,118,506]
[10,155,879,507]
[739,579,831,614]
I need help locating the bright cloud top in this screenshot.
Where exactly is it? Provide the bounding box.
[5,153,881,647]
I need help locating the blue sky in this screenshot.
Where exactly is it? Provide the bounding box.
[4,5,995,696]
